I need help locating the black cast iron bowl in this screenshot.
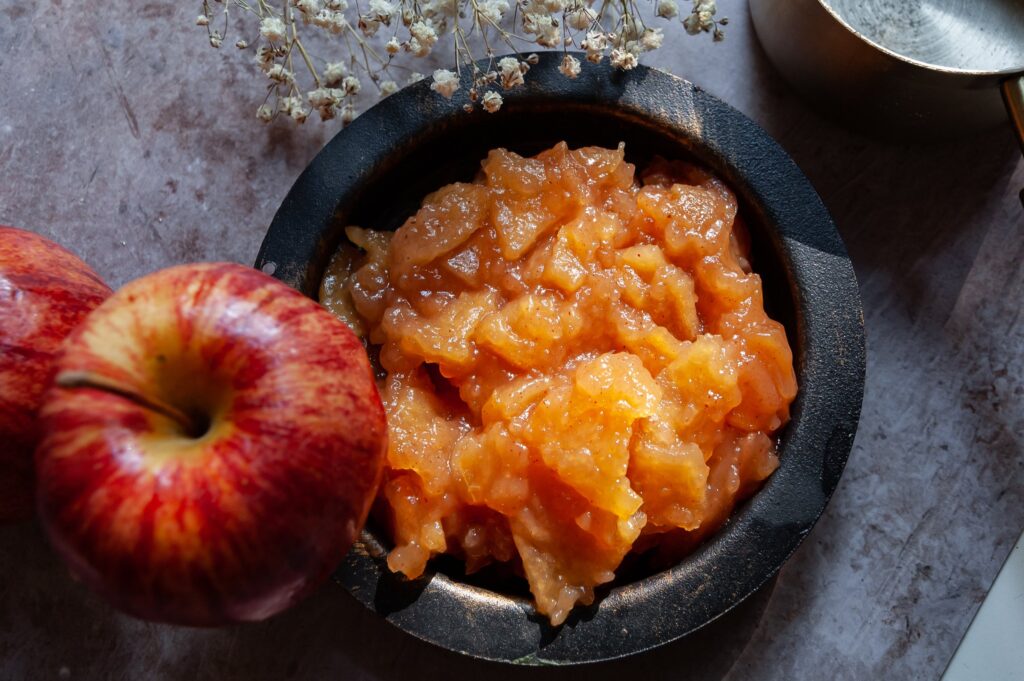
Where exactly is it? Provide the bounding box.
[255,51,865,665]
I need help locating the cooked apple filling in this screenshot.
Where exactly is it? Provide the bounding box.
[320,142,797,625]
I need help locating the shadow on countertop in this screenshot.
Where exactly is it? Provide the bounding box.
[0,519,775,681]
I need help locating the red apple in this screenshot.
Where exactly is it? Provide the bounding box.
[35,263,387,625]
[0,226,112,522]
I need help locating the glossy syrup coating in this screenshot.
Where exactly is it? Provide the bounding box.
[321,143,797,625]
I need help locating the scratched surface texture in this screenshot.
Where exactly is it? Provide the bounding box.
[1,1,1022,679]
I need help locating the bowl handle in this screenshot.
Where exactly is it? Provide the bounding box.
[1001,75,1024,208]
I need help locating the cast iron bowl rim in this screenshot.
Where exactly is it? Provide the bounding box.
[255,52,866,666]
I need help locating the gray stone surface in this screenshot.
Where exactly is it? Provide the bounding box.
[1,1,1022,679]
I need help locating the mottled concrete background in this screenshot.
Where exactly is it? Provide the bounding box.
[1,1,1022,679]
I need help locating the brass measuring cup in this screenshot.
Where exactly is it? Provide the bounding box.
[750,0,1024,200]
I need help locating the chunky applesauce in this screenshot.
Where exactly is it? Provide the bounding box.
[320,142,797,625]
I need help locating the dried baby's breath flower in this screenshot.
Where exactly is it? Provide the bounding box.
[340,103,356,125]
[257,104,274,121]
[684,0,722,36]
[408,20,438,57]
[475,0,508,24]
[482,90,503,113]
[323,61,348,86]
[266,63,295,84]
[260,16,287,42]
[341,75,362,95]
[559,53,581,78]
[430,69,460,99]
[640,28,664,51]
[312,8,348,32]
[498,57,525,89]
[581,30,609,63]
[308,86,344,112]
[522,12,561,47]
[408,72,425,85]
[281,95,309,122]
[565,3,595,31]
[656,0,678,19]
[295,0,319,20]
[359,0,397,36]
[609,47,637,70]
[197,0,726,125]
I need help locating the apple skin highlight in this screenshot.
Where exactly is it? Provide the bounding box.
[35,263,387,626]
[0,226,112,522]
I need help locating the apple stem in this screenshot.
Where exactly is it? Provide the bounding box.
[55,371,204,438]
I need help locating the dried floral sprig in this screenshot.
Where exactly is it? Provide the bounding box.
[196,0,725,125]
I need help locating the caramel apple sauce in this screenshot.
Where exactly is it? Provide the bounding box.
[320,142,797,624]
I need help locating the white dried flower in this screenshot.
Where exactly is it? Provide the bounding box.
[498,57,525,89]
[199,0,725,127]
[341,75,361,95]
[684,0,717,34]
[640,28,664,51]
[308,87,343,108]
[266,64,295,84]
[358,17,380,36]
[430,69,460,99]
[323,61,348,86]
[656,0,677,18]
[559,53,581,78]
[482,90,503,113]
[408,71,425,85]
[522,13,561,47]
[281,96,308,122]
[295,0,320,21]
[254,46,276,68]
[419,0,457,26]
[359,0,394,37]
[408,21,438,56]
[260,16,287,42]
[581,30,609,62]
[368,0,396,20]
[609,48,638,70]
[256,104,274,122]
[308,87,343,120]
[476,0,509,24]
[566,5,595,31]
[312,9,348,33]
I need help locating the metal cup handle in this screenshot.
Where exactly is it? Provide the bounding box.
[1001,76,1024,207]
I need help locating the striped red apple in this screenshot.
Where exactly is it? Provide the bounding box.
[35,263,387,625]
[0,226,112,522]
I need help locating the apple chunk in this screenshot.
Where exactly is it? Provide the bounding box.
[0,226,112,522]
[35,263,387,626]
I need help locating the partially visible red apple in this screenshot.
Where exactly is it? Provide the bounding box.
[35,263,387,625]
[0,226,112,522]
